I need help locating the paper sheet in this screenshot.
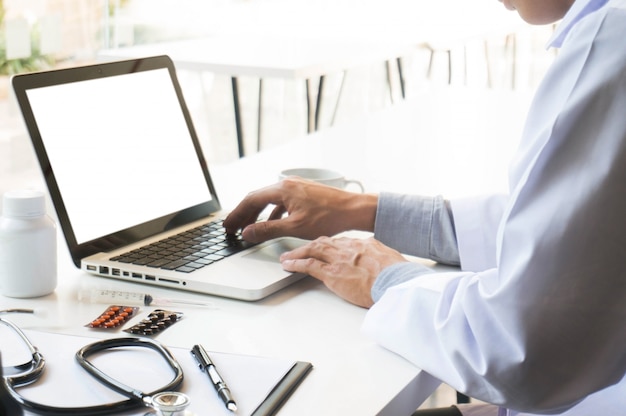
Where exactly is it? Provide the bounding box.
[4,330,295,416]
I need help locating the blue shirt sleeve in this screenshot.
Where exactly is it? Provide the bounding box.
[374,192,460,264]
[371,192,460,302]
[371,262,435,302]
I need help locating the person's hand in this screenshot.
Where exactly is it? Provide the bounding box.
[223,177,378,243]
[280,236,408,308]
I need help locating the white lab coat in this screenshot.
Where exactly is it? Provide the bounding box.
[363,0,626,415]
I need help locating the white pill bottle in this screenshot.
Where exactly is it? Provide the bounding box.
[0,190,57,298]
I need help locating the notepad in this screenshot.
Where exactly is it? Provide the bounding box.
[9,330,312,416]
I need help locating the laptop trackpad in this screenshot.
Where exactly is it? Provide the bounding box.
[244,238,306,262]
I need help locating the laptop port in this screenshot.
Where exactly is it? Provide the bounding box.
[99,266,109,274]
[145,275,156,281]
[131,272,142,278]
[86,265,96,271]
[111,268,120,276]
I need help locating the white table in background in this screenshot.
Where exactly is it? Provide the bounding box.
[98,35,412,158]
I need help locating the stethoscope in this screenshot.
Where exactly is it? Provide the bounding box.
[1,309,191,416]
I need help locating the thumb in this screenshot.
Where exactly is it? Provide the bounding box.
[242,220,289,243]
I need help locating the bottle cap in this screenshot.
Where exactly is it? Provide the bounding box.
[2,190,46,218]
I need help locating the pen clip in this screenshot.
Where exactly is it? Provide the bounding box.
[191,344,212,371]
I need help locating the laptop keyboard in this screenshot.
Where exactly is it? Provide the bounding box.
[110,219,256,273]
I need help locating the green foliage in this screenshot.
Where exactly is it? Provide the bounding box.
[108,0,131,16]
[0,33,54,75]
[0,0,54,76]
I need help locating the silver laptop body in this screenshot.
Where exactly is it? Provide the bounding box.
[12,55,304,301]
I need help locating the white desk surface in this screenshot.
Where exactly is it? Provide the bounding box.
[0,87,531,415]
[98,35,413,79]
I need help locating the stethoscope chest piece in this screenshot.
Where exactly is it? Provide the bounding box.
[146,391,191,416]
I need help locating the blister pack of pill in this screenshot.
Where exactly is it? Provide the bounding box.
[86,305,139,329]
[123,309,183,336]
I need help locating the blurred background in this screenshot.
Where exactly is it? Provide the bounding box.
[0,0,558,407]
[1,0,555,169]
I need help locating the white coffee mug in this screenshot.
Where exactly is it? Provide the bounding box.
[279,168,364,192]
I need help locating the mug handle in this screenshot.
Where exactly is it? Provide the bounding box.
[345,179,364,193]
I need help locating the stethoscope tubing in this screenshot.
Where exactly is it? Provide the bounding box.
[3,381,136,416]
[0,318,45,387]
[2,326,185,416]
[76,337,185,403]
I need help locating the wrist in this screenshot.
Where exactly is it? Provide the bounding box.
[343,193,378,232]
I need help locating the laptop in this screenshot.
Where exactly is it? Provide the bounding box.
[12,55,305,301]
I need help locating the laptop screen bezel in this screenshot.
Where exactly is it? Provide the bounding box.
[12,55,222,267]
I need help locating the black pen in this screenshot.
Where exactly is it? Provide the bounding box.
[191,344,238,412]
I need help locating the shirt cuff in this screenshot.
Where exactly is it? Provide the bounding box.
[371,262,435,302]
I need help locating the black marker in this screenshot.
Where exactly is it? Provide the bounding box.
[191,344,238,412]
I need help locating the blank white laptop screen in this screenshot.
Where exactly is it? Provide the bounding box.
[25,68,212,244]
